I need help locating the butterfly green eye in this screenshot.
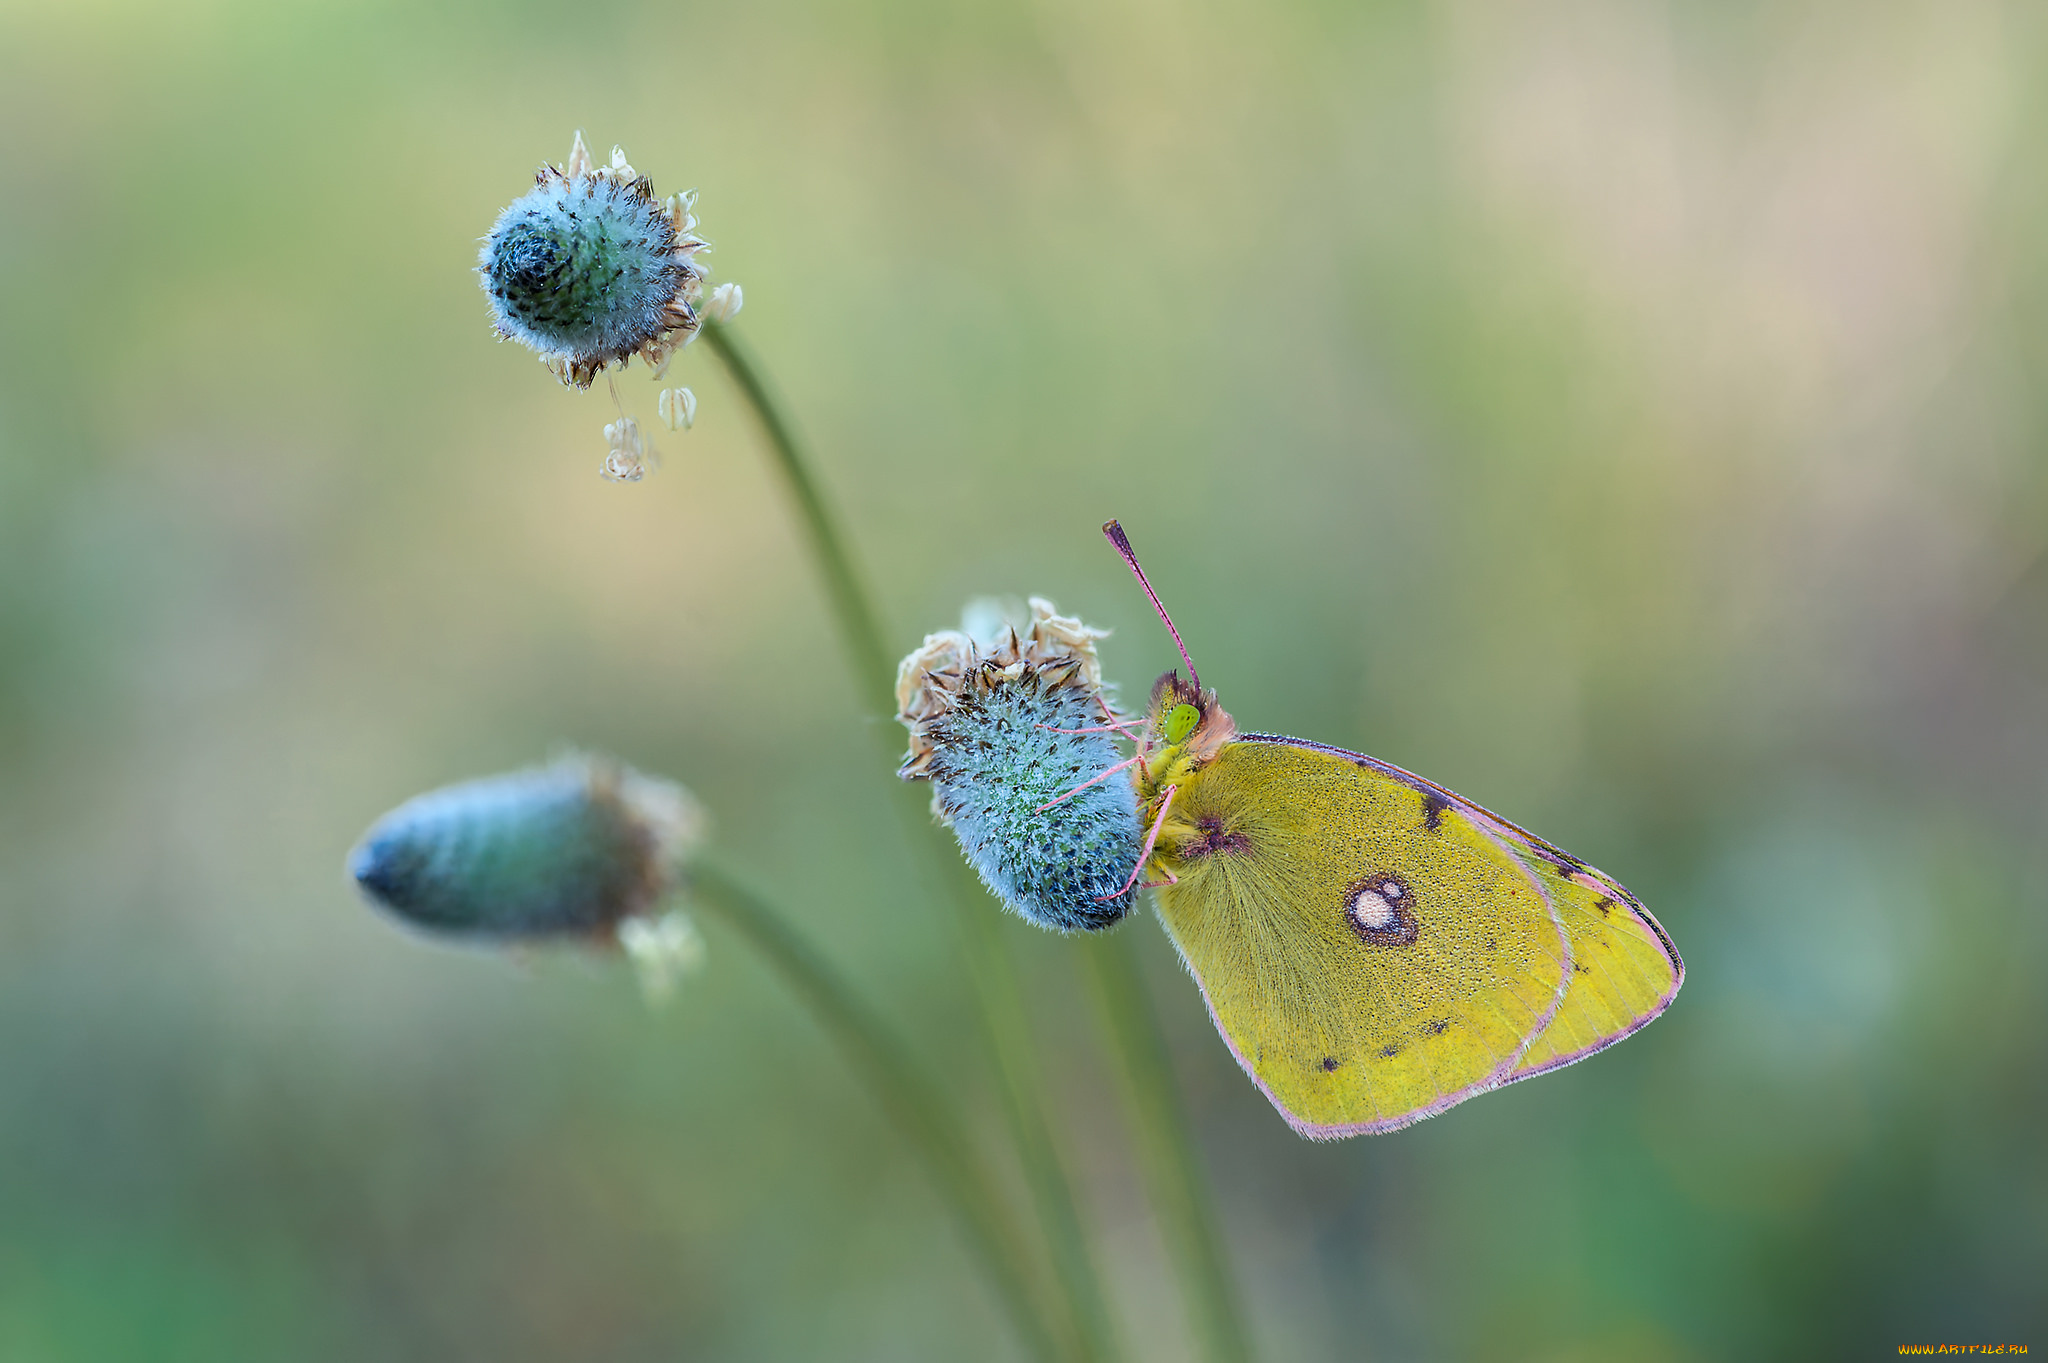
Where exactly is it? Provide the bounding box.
[1163,703,1201,745]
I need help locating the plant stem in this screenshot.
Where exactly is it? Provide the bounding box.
[1082,930,1253,1363]
[689,858,1061,1363]
[698,323,895,719]
[702,319,1120,1363]
[947,854,1125,1363]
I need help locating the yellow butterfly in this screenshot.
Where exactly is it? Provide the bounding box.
[1101,521,1683,1138]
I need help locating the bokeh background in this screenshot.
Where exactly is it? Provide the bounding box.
[3,0,2044,1357]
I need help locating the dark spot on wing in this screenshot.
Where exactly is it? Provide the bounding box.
[1594,897,1614,918]
[1573,962,1591,975]
[1320,1056,1340,1072]
[1421,1018,1450,1036]
[1180,817,1252,860]
[1379,1043,1402,1059]
[1422,791,1451,832]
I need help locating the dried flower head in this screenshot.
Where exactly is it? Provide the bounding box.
[348,753,706,946]
[897,598,1143,932]
[479,132,718,390]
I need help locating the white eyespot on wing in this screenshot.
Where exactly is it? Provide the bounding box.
[1351,885,1397,930]
[1344,873,1419,948]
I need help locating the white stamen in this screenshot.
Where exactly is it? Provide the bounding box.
[619,910,705,1004]
[657,386,696,430]
[602,416,651,482]
[702,281,744,323]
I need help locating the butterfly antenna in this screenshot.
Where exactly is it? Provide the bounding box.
[1102,520,1200,693]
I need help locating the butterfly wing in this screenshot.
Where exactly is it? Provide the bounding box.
[1150,735,1681,1138]
[1250,736,1684,1085]
[1484,828,1684,1083]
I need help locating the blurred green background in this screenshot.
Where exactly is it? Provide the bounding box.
[3,0,2044,1357]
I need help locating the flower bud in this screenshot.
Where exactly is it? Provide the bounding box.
[897,599,1142,932]
[348,754,705,943]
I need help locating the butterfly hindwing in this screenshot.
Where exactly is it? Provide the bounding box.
[1150,739,1574,1138]
[1312,740,1685,1082]
[1487,836,1684,1082]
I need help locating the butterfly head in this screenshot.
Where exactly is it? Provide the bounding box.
[1142,670,1235,795]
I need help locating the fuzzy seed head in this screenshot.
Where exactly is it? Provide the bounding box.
[348,753,706,943]
[897,599,1142,932]
[479,132,716,390]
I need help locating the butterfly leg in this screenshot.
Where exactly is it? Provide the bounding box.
[1034,695,1146,739]
[1099,692,1147,749]
[1034,754,1141,812]
[1035,721,1143,735]
[1096,784,1178,899]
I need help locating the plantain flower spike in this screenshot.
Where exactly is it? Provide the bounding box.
[897,598,1143,932]
[349,754,708,993]
[479,132,730,391]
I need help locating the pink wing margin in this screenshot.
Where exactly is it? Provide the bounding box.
[1238,733,1685,1098]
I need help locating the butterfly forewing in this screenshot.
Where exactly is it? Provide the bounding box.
[1151,740,1574,1138]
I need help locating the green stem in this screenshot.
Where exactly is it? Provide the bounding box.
[690,859,1061,1363]
[702,319,1122,1363]
[698,323,895,718]
[946,853,1125,1363]
[1082,930,1253,1363]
